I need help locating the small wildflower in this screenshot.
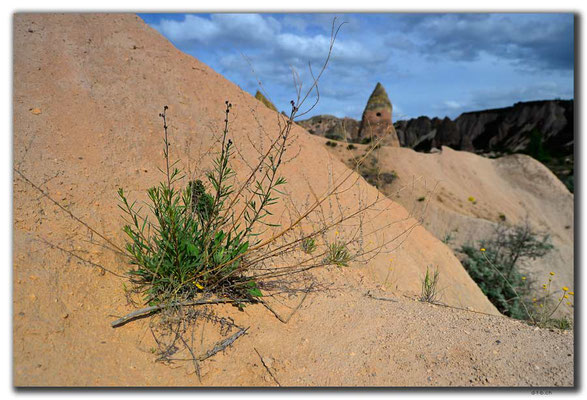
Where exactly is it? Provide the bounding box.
[532,298,537,302]
[550,272,555,276]
[567,302,572,306]
[569,292,574,296]
[194,282,204,290]
[540,304,544,308]
[542,284,547,289]
[480,248,486,252]
[468,196,476,203]
[521,276,526,281]
[564,294,569,299]
[562,286,569,292]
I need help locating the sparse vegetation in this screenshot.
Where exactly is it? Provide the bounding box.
[325,240,351,267]
[460,222,557,322]
[442,229,456,245]
[417,196,426,202]
[526,128,552,163]
[118,103,276,305]
[347,144,356,150]
[111,18,418,371]
[301,237,317,254]
[325,140,337,147]
[528,273,574,329]
[325,133,344,141]
[352,154,397,189]
[420,265,440,303]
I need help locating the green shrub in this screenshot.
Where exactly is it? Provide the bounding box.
[301,237,317,254]
[442,230,456,245]
[460,222,553,319]
[325,140,337,147]
[346,144,356,150]
[325,133,344,141]
[564,174,574,193]
[526,128,552,163]
[325,240,351,266]
[118,104,284,305]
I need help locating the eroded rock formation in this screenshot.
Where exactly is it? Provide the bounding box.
[358,82,400,146]
[395,100,574,156]
[297,115,360,142]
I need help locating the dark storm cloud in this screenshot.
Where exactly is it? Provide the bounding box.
[396,13,574,71]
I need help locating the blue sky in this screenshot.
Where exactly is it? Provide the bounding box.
[138,13,574,121]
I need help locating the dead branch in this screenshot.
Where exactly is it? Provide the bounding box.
[365,290,398,302]
[197,327,249,361]
[111,298,252,328]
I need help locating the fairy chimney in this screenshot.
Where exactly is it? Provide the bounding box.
[358,83,400,146]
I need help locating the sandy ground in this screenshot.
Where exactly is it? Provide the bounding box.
[12,13,574,387]
[326,143,574,312]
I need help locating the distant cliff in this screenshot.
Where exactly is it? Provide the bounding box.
[395,100,574,156]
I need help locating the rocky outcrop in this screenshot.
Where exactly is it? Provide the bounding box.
[254,90,278,112]
[358,83,400,146]
[297,114,360,142]
[395,100,574,156]
[299,83,401,146]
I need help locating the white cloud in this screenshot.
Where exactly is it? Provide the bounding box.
[152,14,281,46]
[444,100,462,109]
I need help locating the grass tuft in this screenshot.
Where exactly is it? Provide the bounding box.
[420,265,440,303]
[325,240,351,267]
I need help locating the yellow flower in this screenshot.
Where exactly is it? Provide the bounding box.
[550,272,555,276]
[567,302,572,306]
[562,286,569,292]
[569,292,574,296]
[521,276,526,281]
[480,248,486,252]
[542,284,547,289]
[468,196,476,202]
[532,298,537,302]
[540,304,544,308]
[564,295,569,299]
[194,282,204,290]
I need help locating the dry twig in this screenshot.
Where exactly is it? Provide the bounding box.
[254,347,281,386]
[111,298,252,327]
